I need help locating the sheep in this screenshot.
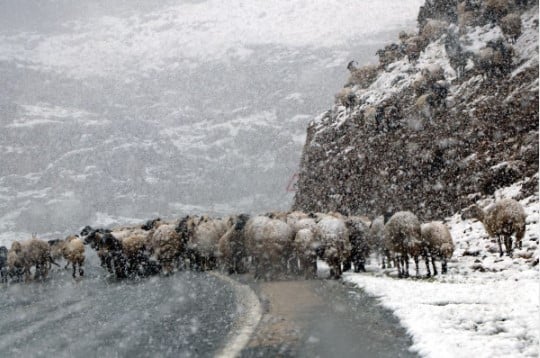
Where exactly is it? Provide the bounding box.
[416,80,449,111]
[415,93,434,119]
[422,64,446,83]
[499,13,522,43]
[149,223,183,275]
[0,246,8,283]
[343,216,371,272]
[48,236,86,277]
[376,43,404,69]
[217,214,250,274]
[414,65,446,97]
[141,217,162,231]
[461,198,527,257]
[368,215,388,268]
[403,35,429,63]
[474,39,515,78]
[293,228,319,279]
[483,0,513,23]
[335,87,356,112]
[7,241,25,281]
[421,222,455,275]
[458,0,482,32]
[244,215,294,280]
[383,211,427,278]
[178,215,232,271]
[345,64,379,88]
[420,19,450,42]
[82,227,128,279]
[8,238,58,282]
[111,227,153,276]
[314,215,350,279]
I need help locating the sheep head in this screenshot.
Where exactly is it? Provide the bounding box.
[461,204,485,221]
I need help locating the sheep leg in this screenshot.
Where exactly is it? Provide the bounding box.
[431,255,438,276]
[403,255,410,278]
[497,236,504,257]
[413,256,420,277]
[504,236,513,257]
[288,253,300,275]
[396,256,404,278]
[423,253,431,277]
[442,259,448,274]
[342,256,352,272]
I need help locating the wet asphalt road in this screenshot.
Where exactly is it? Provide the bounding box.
[0,257,416,358]
[239,277,417,358]
[0,261,236,358]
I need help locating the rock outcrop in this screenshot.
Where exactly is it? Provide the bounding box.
[293,2,539,221]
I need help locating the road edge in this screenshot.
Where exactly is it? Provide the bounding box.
[210,272,262,358]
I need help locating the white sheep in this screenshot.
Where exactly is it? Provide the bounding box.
[420,19,449,42]
[314,214,350,279]
[284,211,317,275]
[49,236,85,277]
[335,87,356,112]
[293,228,319,279]
[345,63,379,88]
[383,211,426,278]
[472,38,515,79]
[462,198,527,257]
[149,223,183,275]
[119,229,153,276]
[245,215,294,280]
[7,241,25,281]
[403,35,429,63]
[180,215,232,271]
[421,222,455,275]
[368,215,388,268]
[8,237,57,282]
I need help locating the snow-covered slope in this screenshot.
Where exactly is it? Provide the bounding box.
[294,5,539,219]
[345,180,539,358]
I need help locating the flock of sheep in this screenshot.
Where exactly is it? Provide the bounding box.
[0,198,527,283]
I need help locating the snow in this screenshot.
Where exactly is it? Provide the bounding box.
[344,180,540,358]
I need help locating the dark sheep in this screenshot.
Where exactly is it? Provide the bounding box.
[343,216,371,272]
[218,214,250,274]
[0,246,8,283]
[82,227,127,278]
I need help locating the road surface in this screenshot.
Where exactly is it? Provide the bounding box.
[0,262,416,358]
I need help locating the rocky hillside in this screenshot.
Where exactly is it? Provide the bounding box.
[293,1,539,220]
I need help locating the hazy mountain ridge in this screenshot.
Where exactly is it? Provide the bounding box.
[293,2,539,220]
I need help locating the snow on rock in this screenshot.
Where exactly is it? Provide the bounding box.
[344,180,539,358]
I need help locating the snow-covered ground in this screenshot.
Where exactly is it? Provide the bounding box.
[344,180,540,358]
